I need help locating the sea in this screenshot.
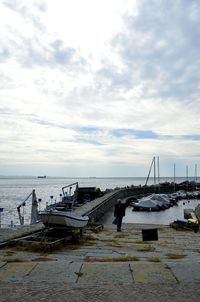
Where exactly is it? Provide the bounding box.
[0,176,199,227]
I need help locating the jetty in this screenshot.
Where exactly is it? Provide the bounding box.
[75,181,200,222]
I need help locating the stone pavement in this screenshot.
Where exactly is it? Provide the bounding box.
[0,223,200,301]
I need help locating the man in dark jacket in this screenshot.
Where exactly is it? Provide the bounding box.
[114,199,126,232]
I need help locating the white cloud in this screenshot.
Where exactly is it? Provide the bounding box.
[0,0,199,177]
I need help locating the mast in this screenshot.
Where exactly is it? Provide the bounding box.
[186,165,188,191]
[195,164,197,182]
[145,157,155,186]
[194,164,197,190]
[153,156,156,186]
[173,163,176,192]
[157,156,160,192]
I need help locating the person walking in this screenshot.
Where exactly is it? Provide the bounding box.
[114,199,126,232]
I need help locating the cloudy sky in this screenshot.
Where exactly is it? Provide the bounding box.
[0,0,199,178]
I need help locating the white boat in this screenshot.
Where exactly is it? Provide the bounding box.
[39,209,89,228]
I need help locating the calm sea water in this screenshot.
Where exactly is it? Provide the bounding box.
[0,177,199,227]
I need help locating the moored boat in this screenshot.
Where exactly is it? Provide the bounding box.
[132,197,160,211]
[132,193,172,211]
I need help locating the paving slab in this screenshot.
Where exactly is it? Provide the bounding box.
[25,260,82,283]
[77,262,133,285]
[0,262,37,282]
[165,261,200,283]
[130,262,177,284]
[84,252,117,259]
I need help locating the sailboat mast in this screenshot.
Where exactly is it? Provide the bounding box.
[157,156,160,192]
[173,163,176,192]
[157,157,160,183]
[145,157,155,186]
[194,164,197,190]
[186,165,189,191]
[153,156,156,186]
[195,164,197,182]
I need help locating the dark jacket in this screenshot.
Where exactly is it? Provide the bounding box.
[114,203,126,217]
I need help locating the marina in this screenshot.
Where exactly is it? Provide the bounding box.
[0,177,200,227]
[1,179,200,253]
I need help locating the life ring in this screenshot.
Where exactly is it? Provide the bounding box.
[83,193,91,202]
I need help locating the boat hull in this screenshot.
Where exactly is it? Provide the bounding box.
[39,210,89,228]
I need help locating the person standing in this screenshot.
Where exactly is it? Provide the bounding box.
[114,199,126,232]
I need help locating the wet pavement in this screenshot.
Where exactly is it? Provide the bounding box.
[0,223,200,301]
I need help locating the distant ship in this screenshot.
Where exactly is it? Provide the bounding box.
[37,176,46,179]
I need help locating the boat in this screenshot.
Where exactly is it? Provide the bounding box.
[39,209,89,228]
[150,194,170,209]
[132,197,160,211]
[37,176,46,178]
[170,218,199,232]
[132,193,172,211]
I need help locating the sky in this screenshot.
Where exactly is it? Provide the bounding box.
[0,0,200,178]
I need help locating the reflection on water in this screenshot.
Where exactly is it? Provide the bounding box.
[101,199,200,225]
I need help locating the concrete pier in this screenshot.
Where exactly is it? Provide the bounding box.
[74,182,191,222]
[75,190,121,222]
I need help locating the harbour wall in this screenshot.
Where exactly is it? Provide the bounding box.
[83,186,156,223]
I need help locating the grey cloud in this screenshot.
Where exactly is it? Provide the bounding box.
[23,39,77,67]
[0,33,86,71]
[20,39,48,67]
[97,64,133,90]
[100,0,200,100]
[51,40,76,65]
[33,1,47,12]
[1,2,87,70]
[0,47,10,62]
[3,0,46,30]
[3,0,27,14]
